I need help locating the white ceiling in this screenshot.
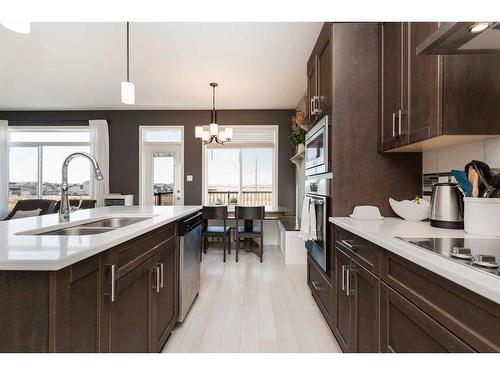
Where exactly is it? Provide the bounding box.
[0,22,322,110]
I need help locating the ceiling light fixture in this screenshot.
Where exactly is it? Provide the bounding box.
[469,22,491,34]
[121,22,135,105]
[195,83,232,145]
[1,21,30,34]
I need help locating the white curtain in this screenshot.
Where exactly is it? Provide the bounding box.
[0,121,8,219]
[89,120,110,207]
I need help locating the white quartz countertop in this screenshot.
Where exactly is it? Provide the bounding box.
[329,217,500,305]
[0,205,201,271]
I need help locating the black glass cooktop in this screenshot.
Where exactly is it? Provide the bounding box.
[397,237,500,278]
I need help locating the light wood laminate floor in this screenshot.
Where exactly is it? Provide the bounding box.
[162,245,342,353]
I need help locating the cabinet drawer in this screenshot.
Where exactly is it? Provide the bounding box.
[334,226,381,276]
[380,283,474,353]
[307,255,333,323]
[381,250,500,352]
[111,223,177,278]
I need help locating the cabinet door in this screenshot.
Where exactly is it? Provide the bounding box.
[108,256,157,353]
[51,254,105,352]
[333,247,353,352]
[317,25,332,116]
[153,240,179,352]
[351,262,380,353]
[406,22,441,144]
[380,22,403,150]
[380,284,474,353]
[307,55,318,125]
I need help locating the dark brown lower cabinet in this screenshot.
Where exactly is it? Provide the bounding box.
[333,247,379,353]
[307,254,334,328]
[153,240,179,352]
[108,256,157,353]
[380,284,474,353]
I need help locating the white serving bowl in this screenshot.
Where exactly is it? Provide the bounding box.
[349,206,384,221]
[389,198,430,221]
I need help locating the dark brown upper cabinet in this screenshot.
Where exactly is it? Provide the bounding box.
[307,23,332,125]
[380,22,500,152]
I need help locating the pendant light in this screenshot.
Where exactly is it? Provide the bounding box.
[121,22,135,104]
[1,21,30,34]
[195,82,233,145]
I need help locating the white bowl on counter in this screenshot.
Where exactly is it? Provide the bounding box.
[389,198,430,221]
[349,206,384,221]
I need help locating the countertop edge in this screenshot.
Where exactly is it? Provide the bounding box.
[329,217,500,305]
[0,206,201,272]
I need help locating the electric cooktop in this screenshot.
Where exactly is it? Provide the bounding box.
[397,237,500,279]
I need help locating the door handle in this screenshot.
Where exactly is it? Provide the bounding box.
[341,264,348,291]
[392,112,396,138]
[110,264,116,302]
[310,98,315,115]
[312,280,324,291]
[160,263,164,288]
[153,265,161,293]
[313,95,321,114]
[340,239,359,251]
[398,109,403,135]
[346,268,351,296]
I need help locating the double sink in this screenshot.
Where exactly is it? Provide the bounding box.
[32,217,152,236]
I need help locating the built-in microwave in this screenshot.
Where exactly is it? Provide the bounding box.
[305,115,329,176]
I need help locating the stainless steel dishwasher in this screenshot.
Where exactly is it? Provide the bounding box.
[178,212,202,322]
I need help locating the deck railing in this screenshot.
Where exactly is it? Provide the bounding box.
[207,191,272,206]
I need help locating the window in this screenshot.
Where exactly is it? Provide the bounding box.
[203,126,278,207]
[7,127,91,209]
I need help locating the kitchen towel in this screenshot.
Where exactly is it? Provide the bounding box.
[309,198,317,241]
[300,196,311,239]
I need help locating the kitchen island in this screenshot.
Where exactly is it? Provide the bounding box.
[0,205,201,353]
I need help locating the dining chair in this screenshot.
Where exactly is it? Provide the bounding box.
[201,206,231,263]
[54,199,97,212]
[3,199,57,220]
[235,206,265,263]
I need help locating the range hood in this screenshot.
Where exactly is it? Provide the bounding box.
[417,22,500,55]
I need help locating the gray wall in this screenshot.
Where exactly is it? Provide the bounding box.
[0,110,296,213]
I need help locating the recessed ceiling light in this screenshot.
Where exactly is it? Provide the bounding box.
[1,21,30,34]
[469,22,491,34]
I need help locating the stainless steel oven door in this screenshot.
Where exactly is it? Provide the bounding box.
[305,194,329,272]
[305,115,328,176]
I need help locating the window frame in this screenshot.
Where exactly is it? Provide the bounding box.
[201,125,279,207]
[7,126,91,204]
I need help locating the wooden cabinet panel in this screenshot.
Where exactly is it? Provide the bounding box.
[380,22,402,150]
[0,272,49,352]
[317,27,332,116]
[381,250,500,352]
[333,248,352,352]
[335,226,381,276]
[307,56,317,124]
[108,256,156,353]
[307,255,333,326]
[351,263,380,353]
[50,254,105,352]
[406,22,441,144]
[153,240,179,352]
[380,284,474,353]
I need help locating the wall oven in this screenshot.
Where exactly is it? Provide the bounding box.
[305,173,332,272]
[305,115,329,176]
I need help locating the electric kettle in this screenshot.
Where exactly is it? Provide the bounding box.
[430,182,464,229]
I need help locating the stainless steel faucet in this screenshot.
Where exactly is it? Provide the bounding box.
[60,152,104,222]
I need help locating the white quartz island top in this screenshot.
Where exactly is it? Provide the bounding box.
[0,205,201,271]
[329,217,500,305]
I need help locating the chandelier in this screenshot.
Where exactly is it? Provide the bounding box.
[195,82,232,145]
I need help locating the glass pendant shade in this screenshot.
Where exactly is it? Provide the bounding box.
[1,21,30,34]
[195,126,203,138]
[121,81,135,104]
[225,128,233,139]
[202,131,210,142]
[209,123,218,136]
[219,130,226,141]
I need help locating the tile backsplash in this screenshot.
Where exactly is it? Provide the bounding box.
[421,137,500,200]
[422,137,500,173]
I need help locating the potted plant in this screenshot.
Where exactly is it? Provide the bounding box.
[289,112,307,154]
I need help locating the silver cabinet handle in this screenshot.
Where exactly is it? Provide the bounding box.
[341,265,348,291]
[310,98,315,115]
[398,109,403,135]
[160,263,164,289]
[346,268,351,296]
[110,264,116,302]
[312,280,324,291]
[156,265,161,293]
[313,95,321,114]
[340,239,357,250]
[392,112,396,138]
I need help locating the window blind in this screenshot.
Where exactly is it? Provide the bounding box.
[206,125,278,147]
